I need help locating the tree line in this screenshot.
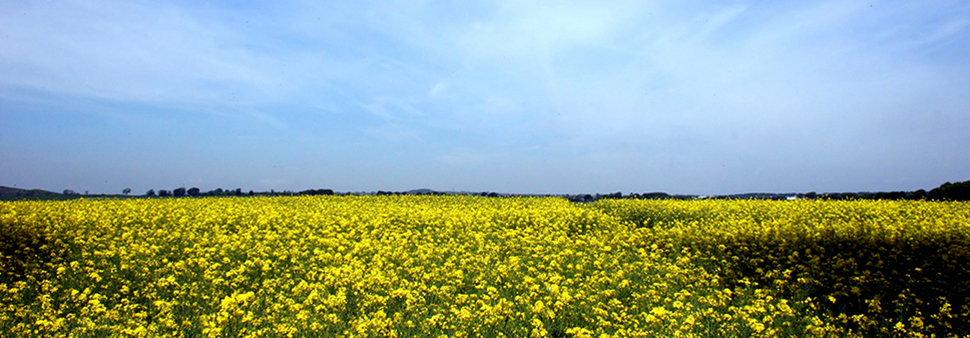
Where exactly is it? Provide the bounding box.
[56,180,970,202]
[142,187,336,198]
[562,180,970,202]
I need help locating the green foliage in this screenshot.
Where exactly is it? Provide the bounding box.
[0,219,57,285]
[592,199,970,337]
[930,180,970,201]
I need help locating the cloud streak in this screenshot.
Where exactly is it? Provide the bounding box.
[2,0,969,194]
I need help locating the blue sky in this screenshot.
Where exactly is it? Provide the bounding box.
[2,0,969,195]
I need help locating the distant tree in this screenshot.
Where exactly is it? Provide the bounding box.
[641,192,670,200]
[249,190,255,196]
[63,189,75,195]
[235,188,243,196]
[299,189,334,196]
[173,187,186,197]
[600,192,622,199]
[929,181,970,201]
[158,190,171,197]
[187,187,200,197]
[875,191,907,200]
[123,188,132,196]
[146,189,156,197]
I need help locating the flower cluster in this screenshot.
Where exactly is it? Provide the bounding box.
[591,198,970,337]
[1,196,967,337]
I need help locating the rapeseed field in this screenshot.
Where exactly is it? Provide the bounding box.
[1,196,968,337]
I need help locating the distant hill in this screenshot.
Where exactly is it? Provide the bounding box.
[0,186,62,198]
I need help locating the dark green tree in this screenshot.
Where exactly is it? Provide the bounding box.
[929,181,970,201]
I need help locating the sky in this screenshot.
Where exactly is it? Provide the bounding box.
[2,0,969,195]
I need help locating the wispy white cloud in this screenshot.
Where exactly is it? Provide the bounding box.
[2,0,969,194]
[429,82,449,98]
[2,1,250,102]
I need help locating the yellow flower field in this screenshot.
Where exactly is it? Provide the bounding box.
[1,196,968,337]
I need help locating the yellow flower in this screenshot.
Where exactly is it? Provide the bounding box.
[894,321,906,331]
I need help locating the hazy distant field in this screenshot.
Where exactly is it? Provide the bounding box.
[2,196,968,337]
